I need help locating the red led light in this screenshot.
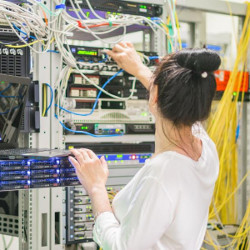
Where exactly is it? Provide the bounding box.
[131,155,136,160]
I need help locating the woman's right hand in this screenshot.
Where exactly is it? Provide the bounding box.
[105,42,153,90]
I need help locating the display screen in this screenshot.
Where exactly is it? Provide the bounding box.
[77,50,97,56]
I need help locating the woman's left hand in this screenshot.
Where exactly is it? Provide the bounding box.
[69,148,109,195]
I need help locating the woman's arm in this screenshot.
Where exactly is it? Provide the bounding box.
[93,176,174,250]
[69,148,174,250]
[105,42,153,90]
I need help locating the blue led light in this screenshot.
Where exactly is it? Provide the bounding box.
[56,160,60,165]
[56,169,60,174]
[27,171,31,175]
[56,178,60,183]
[27,180,31,185]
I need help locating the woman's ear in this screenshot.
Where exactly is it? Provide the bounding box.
[151,84,158,105]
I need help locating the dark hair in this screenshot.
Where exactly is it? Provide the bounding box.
[153,48,221,127]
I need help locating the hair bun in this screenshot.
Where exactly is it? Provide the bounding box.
[175,48,221,73]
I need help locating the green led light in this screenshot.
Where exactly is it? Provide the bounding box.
[86,11,90,17]
[233,92,237,96]
[81,126,88,130]
[140,5,147,9]
[141,112,148,117]
[117,154,123,158]
[77,50,97,56]
[1,81,5,84]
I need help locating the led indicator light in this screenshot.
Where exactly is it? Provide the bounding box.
[131,155,136,160]
[81,126,88,130]
[27,171,31,175]
[27,180,31,185]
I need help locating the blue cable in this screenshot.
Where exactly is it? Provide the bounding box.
[55,114,123,137]
[12,23,36,40]
[0,94,20,98]
[56,69,124,117]
[55,69,125,137]
[47,50,59,53]
[236,123,240,142]
[148,56,159,60]
[0,105,20,115]
[44,83,54,115]
[0,84,12,94]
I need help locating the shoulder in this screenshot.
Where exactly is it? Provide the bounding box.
[192,123,218,159]
[144,153,186,185]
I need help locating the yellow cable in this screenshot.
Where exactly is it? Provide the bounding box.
[174,12,182,50]
[42,84,47,117]
[5,40,41,48]
[205,2,250,247]
[5,37,54,48]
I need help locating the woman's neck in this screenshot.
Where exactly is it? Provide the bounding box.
[154,118,202,160]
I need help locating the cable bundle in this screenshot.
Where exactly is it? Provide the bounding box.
[53,0,177,67]
[205,3,250,248]
[0,0,53,52]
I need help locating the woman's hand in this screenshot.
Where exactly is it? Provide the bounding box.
[69,148,109,195]
[105,42,145,77]
[105,42,153,90]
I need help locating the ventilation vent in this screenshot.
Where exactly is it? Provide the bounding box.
[0,45,30,77]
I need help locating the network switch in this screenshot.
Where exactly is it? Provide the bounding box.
[64,123,155,135]
[0,153,151,191]
[66,0,163,17]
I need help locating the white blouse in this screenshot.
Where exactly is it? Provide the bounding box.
[93,126,219,250]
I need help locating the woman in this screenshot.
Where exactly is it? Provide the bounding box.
[69,42,221,250]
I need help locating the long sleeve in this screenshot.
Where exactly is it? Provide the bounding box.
[93,176,174,250]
